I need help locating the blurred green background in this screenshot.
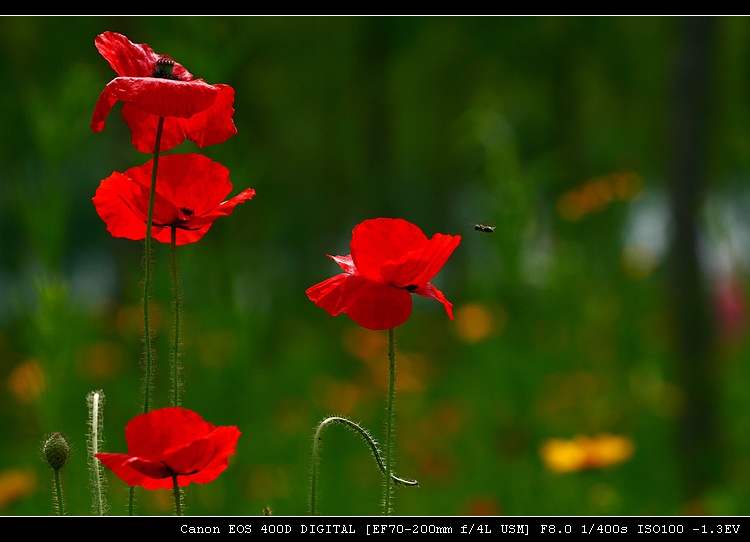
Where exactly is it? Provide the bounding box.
[1,15,750,517]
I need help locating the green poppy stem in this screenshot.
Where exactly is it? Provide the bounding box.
[384,327,396,515]
[173,474,183,516]
[309,415,418,515]
[130,116,165,516]
[128,489,135,516]
[52,468,65,515]
[86,390,108,516]
[170,226,183,407]
[142,116,164,415]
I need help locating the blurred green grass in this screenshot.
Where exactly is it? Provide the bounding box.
[1,16,750,516]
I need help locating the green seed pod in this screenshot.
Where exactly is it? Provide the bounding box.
[42,432,71,471]
[152,55,179,79]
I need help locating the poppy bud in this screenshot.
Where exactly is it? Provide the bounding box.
[42,432,72,471]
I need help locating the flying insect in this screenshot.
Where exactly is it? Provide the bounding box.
[474,223,495,233]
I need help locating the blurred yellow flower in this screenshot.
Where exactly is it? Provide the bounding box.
[540,433,635,473]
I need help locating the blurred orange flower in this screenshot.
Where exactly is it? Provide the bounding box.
[6,359,46,403]
[557,171,643,221]
[454,302,506,343]
[0,469,36,509]
[540,433,634,473]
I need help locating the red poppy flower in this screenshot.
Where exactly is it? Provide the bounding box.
[95,407,241,490]
[306,218,461,330]
[91,31,237,153]
[93,153,255,245]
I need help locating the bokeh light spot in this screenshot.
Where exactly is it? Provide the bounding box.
[6,359,46,403]
[557,171,643,221]
[0,469,36,509]
[454,302,505,343]
[540,433,635,473]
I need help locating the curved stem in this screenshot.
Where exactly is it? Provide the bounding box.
[384,327,396,515]
[170,226,183,407]
[309,415,418,516]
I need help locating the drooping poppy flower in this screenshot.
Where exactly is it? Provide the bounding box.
[306,218,461,330]
[91,31,237,153]
[93,153,255,245]
[95,407,241,490]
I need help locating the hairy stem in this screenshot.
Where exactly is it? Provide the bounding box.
[87,390,108,516]
[142,116,164,415]
[309,414,418,516]
[383,327,396,515]
[170,226,183,407]
[52,469,64,515]
[131,116,165,515]
[128,487,136,516]
[173,474,183,516]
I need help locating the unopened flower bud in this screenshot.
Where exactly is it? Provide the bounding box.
[42,432,71,471]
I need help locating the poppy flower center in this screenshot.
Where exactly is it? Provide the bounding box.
[155,461,201,479]
[152,56,181,80]
[152,208,199,230]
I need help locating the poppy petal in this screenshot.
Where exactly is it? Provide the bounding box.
[306,273,351,317]
[173,85,238,148]
[187,188,257,228]
[95,31,193,80]
[91,32,237,151]
[124,456,173,479]
[328,254,357,274]
[129,154,232,214]
[121,105,193,153]
[381,233,461,288]
[103,77,218,119]
[126,407,215,459]
[163,437,215,475]
[308,218,459,329]
[93,155,254,246]
[350,218,428,281]
[413,282,455,319]
[92,172,152,241]
[176,426,241,486]
[95,453,174,490]
[121,86,237,153]
[307,273,412,330]
[96,408,240,490]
